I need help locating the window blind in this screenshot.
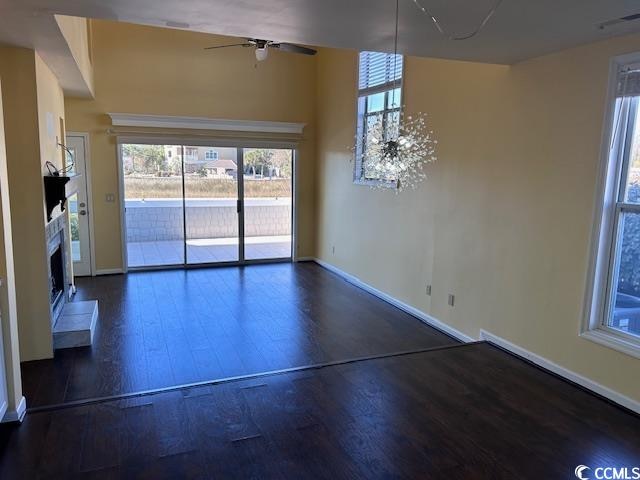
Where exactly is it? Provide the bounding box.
[358,51,403,91]
[618,69,640,97]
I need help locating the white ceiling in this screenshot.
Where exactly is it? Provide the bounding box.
[2,0,640,64]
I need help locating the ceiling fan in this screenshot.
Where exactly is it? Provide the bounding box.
[204,38,317,62]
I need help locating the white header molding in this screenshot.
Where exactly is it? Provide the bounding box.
[108,114,306,135]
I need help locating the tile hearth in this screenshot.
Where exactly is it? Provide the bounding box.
[52,300,98,349]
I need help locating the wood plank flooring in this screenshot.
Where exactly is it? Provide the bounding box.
[21,262,458,407]
[2,343,638,479]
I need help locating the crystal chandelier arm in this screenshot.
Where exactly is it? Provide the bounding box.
[411,0,503,41]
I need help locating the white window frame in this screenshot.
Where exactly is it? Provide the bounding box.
[205,149,218,160]
[582,52,640,358]
[354,52,404,187]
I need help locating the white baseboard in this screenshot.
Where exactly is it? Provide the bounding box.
[313,258,474,343]
[480,330,640,415]
[95,268,124,276]
[310,258,640,414]
[1,396,27,423]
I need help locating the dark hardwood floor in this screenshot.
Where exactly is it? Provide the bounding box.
[2,342,638,479]
[21,262,458,407]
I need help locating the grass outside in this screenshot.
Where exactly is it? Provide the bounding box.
[124,176,291,199]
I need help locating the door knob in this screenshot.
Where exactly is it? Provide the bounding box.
[79,210,87,216]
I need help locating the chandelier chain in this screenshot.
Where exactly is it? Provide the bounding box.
[392,0,400,107]
[411,0,503,41]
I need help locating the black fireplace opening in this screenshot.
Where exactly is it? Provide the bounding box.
[50,245,64,308]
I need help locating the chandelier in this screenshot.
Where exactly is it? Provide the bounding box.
[355,0,503,191]
[355,0,437,192]
[361,111,437,190]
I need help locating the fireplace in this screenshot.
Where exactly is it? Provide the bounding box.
[46,213,69,326]
[50,244,64,310]
[45,210,97,351]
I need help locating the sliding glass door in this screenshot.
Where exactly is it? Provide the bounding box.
[242,148,293,260]
[184,146,240,264]
[122,143,293,269]
[123,144,185,268]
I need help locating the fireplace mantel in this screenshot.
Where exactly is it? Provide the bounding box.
[43,174,80,222]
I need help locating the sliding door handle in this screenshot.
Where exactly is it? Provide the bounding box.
[237,199,242,213]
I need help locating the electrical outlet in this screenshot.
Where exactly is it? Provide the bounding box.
[425,285,431,296]
[448,294,455,307]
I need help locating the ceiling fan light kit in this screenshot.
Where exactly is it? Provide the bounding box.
[255,46,269,61]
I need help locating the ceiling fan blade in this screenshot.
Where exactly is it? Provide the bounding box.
[204,43,252,50]
[274,43,317,56]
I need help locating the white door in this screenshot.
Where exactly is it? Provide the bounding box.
[66,135,93,276]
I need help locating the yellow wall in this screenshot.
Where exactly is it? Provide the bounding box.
[0,78,23,414]
[0,48,67,361]
[65,20,317,271]
[55,15,95,96]
[35,53,74,294]
[36,54,67,174]
[315,34,640,403]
